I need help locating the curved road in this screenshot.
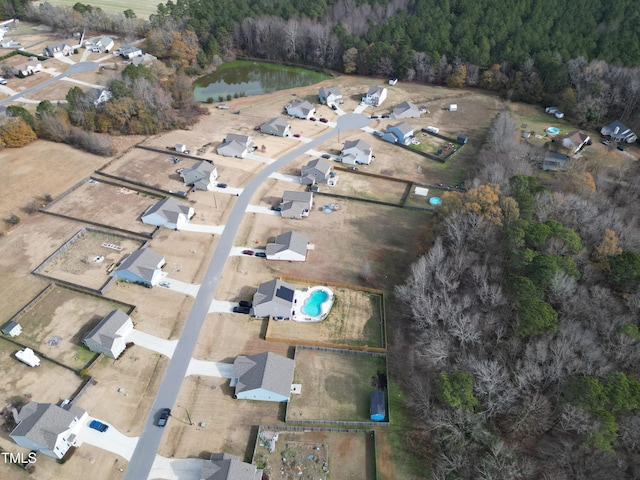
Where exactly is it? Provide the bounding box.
[0,61,99,107]
[124,113,370,479]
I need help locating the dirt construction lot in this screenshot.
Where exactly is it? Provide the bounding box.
[288,348,387,422]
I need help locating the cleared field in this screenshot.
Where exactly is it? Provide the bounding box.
[39,0,159,19]
[326,171,409,204]
[11,285,130,370]
[267,285,384,348]
[46,180,160,235]
[253,428,376,480]
[288,348,387,422]
[39,229,145,290]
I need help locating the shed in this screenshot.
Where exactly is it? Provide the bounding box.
[448,104,457,111]
[175,144,187,153]
[456,135,468,144]
[2,320,22,337]
[370,390,385,421]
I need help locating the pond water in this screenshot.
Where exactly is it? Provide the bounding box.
[193,60,330,102]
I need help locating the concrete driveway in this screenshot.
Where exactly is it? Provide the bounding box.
[229,246,266,256]
[149,456,205,480]
[158,278,200,297]
[185,359,233,378]
[245,152,275,164]
[78,419,139,462]
[269,172,300,183]
[129,330,178,358]
[207,299,236,313]
[246,205,280,215]
[179,223,225,234]
[354,103,369,114]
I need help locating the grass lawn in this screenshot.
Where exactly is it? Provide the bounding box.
[288,348,387,422]
[40,0,159,18]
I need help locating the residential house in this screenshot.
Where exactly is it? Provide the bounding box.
[43,41,73,57]
[230,351,295,402]
[285,99,315,119]
[363,86,387,106]
[601,120,638,143]
[112,248,165,287]
[1,320,22,337]
[92,89,112,107]
[1,39,20,48]
[558,131,591,154]
[252,278,296,318]
[118,44,143,59]
[10,402,87,459]
[141,197,195,230]
[217,133,254,158]
[382,122,414,145]
[391,100,421,119]
[85,36,114,53]
[280,191,313,219]
[300,158,335,186]
[266,231,309,262]
[260,117,290,137]
[543,151,569,171]
[318,86,342,106]
[12,58,41,76]
[200,452,263,480]
[180,160,218,191]
[341,139,373,164]
[82,309,133,359]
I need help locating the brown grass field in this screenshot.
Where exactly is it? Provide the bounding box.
[39,0,160,18]
[253,428,376,480]
[287,348,387,422]
[267,286,384,348]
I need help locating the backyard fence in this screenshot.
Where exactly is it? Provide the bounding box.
[7,284,54,324]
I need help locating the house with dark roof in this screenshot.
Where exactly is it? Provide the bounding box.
[180,160,218,191]
[10,402,87,459]
[118,44,142,59]
[141,197,195,230]
[43,41,73,57]
[217,134,254,158]
[363,86,387,106]
[285,99,316,119]
[280,191,313,219]
[382,122,414,145]
[260,117,290,137]
[542,151,569,171]
[82,309,133,359]
[601,120,637,143]
[318,86,342,106]
[341,139,373,164]
[112,248,165,287]
[300,158,335,186]
[391,100,421,119]
[1,320,22,337]
[558,131,590,154]
[252,278,296,318]
[266,231,308,262]
[201,452,263,480]
[230,351,295,402]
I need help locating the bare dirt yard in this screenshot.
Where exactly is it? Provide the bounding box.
[12,285,132,370]
[268,286,384,348]
[326,171,410,204]
[253,428,376,480]
[45,179,160,235]
[39,229,145,290]
[287,348,387,422]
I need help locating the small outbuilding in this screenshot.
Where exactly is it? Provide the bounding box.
[1,320,22,337]
[448,104,458,111]
[370,390,386,421]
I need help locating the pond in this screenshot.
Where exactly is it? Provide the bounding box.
[193,60,330,102]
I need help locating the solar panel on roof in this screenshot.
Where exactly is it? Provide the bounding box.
[276,286,295,302]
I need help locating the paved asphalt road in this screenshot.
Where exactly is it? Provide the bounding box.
[124,113,370,480]
[0,61,99,107]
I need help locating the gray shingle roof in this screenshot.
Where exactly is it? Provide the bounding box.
[343,139,372,155]
[143,197,191,224]
[11,402,85,451]
[367,85,385,96]
[114,248,164,282]
[265,231,308,257]
[83,309,131,351]
[201,452,262,480]
[232,351,295,399]
[303,158,331,176]
[261,117,289,136]
[1,320,19,334]
[388,122,413,136]
[392,101,420,117]
[254,278,296,308]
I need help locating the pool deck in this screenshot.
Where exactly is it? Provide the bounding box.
[291,286,334,322]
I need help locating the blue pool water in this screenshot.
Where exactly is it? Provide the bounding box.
[301,290,329,316]
[429,197,442,206]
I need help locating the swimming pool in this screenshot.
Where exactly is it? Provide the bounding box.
[301,290,329,316]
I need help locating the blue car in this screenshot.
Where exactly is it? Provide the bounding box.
[89,420,109,432]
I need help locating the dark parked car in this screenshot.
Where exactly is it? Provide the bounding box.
[347,166,359,171]
[217,183,228,188]
[255,252,267,258]
[270,205,282,211]
[157,408,171,427]
[617,145,626,151]
[321,153,331,159]
[381,114,390,118]
[242,250,254,255]
[601,140,611,146]
[319,118,328,123]
[239,300,253,308]
[89,420,109,432]
[309,117,316,121]
[293,133,301,138]
[331,104,337,110]
[370,115,379,119]
[233,305,251,314]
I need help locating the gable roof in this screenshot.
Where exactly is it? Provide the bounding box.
[343,139,372,154]
[319,86,341,97]
[261,117,289,135]
[392,100,420,117]
[367,85,386,96]
[232,351,295,399]
[1,320,20,334]
[114,248,164,282]
[182,160,216,180]
[387,122,413,136]
[254,278,296,308]
[302,158,331,175]
[288,99,315,115]
[11,402,85,451]
[201,452,262,480]
[83,309,131,350]
[265,231,308,257]
[282,190,313,204]
[602,120,636,141]
[143,197,191,224]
